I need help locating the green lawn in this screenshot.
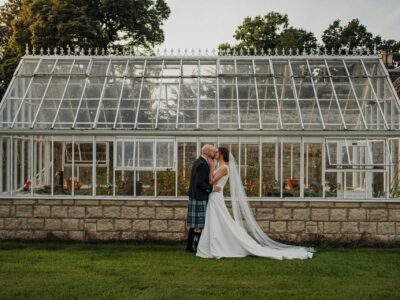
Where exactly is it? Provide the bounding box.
[0,242,399,300]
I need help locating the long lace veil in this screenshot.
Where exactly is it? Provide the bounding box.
[228,153,315,253]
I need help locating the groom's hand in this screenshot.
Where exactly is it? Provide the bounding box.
[214,186,221,193]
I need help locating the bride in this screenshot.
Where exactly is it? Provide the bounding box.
[196,147,315,260]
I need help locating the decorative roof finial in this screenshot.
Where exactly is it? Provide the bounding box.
[40,47,44,55]
[66,45,71,55]
[25,44,29,55]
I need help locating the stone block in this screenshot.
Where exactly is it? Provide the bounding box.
[14,199,36,205]
[33,231,48,240]
[102,232,120,240]
[15,205,33,217]
[103,206,121,218]
[51,206,68,218]
[34,206,50,217]
[138,207,155,219]
[330,209,347,221]
[125,200,146,206]
[45,219,62,230]
[282,202,308,208]
[62,200,75,206]
[115,219,132,231]
[68,231,85,241]
[389,209,400,221]
[97,220,114,231]
[348,209,366,221]
[359,222,377,234]
[150,220,168,232]
[63,219,80,230]
[311,209,329,221]
[121,207,138,219]
[270,221,287,233]
[27,218,44,230]
[100,200,124,206]
[377,222,395,234]
[262,201,282,208]
[38,200,62,205]
[156,207,174,219]
[84,222,96,232]
[323,222,341,234]
[293,209,310,220]
[341,222,359,233]
[5,218,27,230]
[309,202,333,208]
[257,208,274,220]
[174,207,187,219]
[162,201,187,207]
[86,206,103,218]
[0,206,9,217]
[274,208,292,220]
[121,232,139,240]
[15,231,33,239]
[147,201,162,207]
[68,206,85,218]
[287,221,305,233]
[334,202,360,208]
[167,220,186,232]
[75,200,99,206]
[0,218,3,229]
[369,209,388,221]
[132,220,150,231]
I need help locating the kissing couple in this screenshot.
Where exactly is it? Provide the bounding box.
[186,144,315,260]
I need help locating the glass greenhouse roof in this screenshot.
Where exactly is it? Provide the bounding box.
[1,55,399,131]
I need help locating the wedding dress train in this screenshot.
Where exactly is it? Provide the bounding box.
[197,155,314,260]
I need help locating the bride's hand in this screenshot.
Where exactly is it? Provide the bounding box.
[207,157,215,169]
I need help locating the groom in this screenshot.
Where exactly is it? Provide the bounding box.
[186,144,221,252]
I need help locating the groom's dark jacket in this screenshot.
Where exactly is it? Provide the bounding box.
[188,157,213,201]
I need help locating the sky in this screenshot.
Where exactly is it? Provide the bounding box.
[160,0,400,50]
[0,0,398,51]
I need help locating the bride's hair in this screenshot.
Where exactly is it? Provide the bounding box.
[218,147,229,162]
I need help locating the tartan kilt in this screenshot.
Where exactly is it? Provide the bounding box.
[186,198,207,228]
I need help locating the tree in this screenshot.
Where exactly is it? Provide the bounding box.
[0,0,170,99]
[218,12,317,54]
[322,19,374,51]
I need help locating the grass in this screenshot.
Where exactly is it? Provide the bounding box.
[0,242,399,300]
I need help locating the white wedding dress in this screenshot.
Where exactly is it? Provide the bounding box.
[197,156,314,260]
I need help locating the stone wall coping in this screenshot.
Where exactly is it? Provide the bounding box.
[1,196,400,203]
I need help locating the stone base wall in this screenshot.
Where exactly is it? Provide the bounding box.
[0,199,400,244]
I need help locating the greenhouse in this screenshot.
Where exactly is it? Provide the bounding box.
[0,50,400,200]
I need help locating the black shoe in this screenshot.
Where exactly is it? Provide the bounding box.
[185,228,195,252]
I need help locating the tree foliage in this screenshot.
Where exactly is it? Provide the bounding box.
[0,0,170,98]
[219,12,317,54]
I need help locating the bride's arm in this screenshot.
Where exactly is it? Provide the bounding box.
[207,160,228,185]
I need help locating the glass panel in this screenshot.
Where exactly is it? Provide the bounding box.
[115,78,141,128]
[219,137,239,197]
[54,59,74,74]
[282,142,300,197]
[304,142,322,197]
[34,77,68,128]
[144,60,163,77]
[157,170,175,196]
[240,141,259,197]
[53,138,73,195]
[182,60,198,76]
[126,60,146,77]
[177,141,197,196]
[17,59,40,76]
[89,60,109,76]
[219,59,235,74]
[135,171,155,196]
[363,60,385,76]
[36,59,57,74]
[74,77,106,128]
[236,60,253,74]
[237,78,259,129]
[72,141,93,196]
[96,141,113,196]
[162,61,181,77]
[200,61,215,76]
[262,139,281,197]
[70,59,89,74]
[115,170,134,196]
[108,60,127,77]
[53,78,86,128]
[157,78,179,129]
[96,77,124,128]
[390,138,400,199]
[14,77,51,127]
[136,78,159,129]
[178,77,198,129]
[344,60,367,77]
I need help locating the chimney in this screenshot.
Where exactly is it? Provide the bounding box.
[380,51,394,68]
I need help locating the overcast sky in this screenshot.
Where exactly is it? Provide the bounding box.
[0,0,398,50]
[160,0,400,50]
